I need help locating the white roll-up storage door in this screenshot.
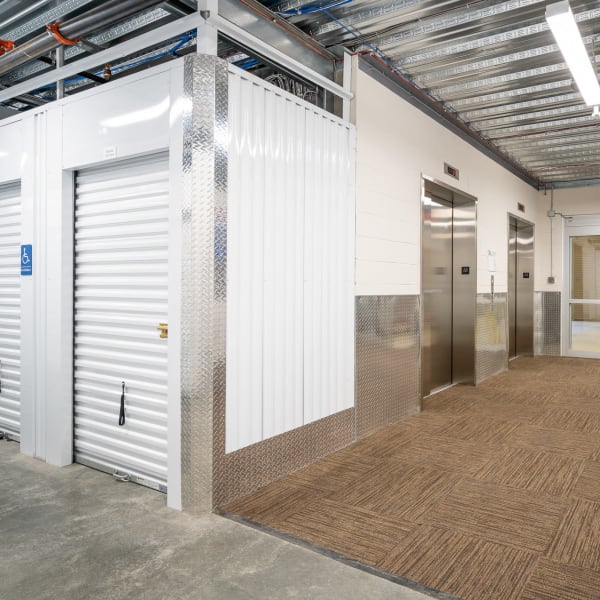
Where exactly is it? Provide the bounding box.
[74,154,169,492]
[0,182,21,437]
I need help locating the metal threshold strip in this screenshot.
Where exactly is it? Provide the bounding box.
[221,512,460,600]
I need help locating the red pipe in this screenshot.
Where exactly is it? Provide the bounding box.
[0,40,14,55]
[46,22,82,46]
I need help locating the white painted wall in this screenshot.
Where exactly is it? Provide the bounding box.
[0,60,184,509]
[352,59,540,296]
[61,70,171,170]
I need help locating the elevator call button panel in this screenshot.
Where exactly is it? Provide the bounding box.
[461,266,470,275]
[523,272,530,278]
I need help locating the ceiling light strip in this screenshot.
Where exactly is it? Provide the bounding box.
[546,0,600,106]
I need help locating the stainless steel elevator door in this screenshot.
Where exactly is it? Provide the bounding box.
[452,199,477,384]
[508,216,534,357]
[508,221,517,358]
[516,224,534,354]
[422,179,477,398]
[428,199,453,391]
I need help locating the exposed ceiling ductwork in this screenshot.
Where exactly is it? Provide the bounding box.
[0,0,165,75]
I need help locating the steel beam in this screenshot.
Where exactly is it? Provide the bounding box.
[208,12,350,100]
[218,0,336,80]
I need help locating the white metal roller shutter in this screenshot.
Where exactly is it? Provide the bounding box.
[0,182,21,437]
[74,153,169,492]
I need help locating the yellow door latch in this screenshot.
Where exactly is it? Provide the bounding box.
[157,323,168,339]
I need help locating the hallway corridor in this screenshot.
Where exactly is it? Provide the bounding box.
[226,357,600,600]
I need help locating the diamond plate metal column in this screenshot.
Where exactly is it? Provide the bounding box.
[180,54,228,513]
[475,293,508,384]
[355,296,420,438]
[534,291,561,356]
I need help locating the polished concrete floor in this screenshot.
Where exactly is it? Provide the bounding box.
[0,440,432,600]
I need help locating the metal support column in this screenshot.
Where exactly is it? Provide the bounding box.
[343,51,352,121]
[55,46,64,99]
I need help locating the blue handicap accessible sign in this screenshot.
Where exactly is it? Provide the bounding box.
[21,244,32,276]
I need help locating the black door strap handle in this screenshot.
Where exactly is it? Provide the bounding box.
[118,381,126,426]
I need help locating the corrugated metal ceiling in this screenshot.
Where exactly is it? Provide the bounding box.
[1,0,600,186]
[266,0,600,187]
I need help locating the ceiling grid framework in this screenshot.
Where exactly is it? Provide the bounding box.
[1,0,600,185]
[2,6,174,84]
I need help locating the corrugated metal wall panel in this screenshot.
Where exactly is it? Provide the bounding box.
[0,182,21,436]
[226,75,265,452]
[73,153,169,491]
[226,67,355,452]
[262,92,305,441]
[304,115,355,423]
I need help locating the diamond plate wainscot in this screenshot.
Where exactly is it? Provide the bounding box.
[355,296,420,438]
[475,293,508,384]
[213,408,354,508]
[534,291,561,356]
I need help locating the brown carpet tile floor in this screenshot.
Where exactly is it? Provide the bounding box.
[225,357,600,600]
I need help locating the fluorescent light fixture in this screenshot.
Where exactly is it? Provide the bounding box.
[546,0,600,106]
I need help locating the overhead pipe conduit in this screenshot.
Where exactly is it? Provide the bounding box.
[0,0,165,77]
[0,40,14,56]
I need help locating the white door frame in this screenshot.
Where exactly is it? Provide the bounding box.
[562,214,600,358]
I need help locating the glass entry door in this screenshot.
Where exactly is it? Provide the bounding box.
[567,231,600,356]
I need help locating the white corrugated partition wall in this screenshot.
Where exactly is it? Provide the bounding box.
[73,153,169,492]
[0,182,21,437]
[226,66,356,453]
